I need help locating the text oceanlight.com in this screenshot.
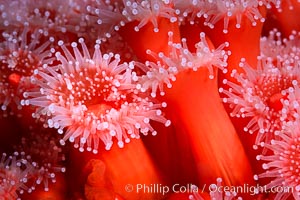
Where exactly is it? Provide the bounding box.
[124,183,294,196]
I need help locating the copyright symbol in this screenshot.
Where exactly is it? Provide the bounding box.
[125,184,134,192]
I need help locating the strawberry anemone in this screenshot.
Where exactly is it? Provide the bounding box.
[121,10,254,190]
[1,0,300,200]
[0,152,35,199]
[255,120,300,200]
[219,57,300,145]
[14,124,66,192]
[0,28,54,116]
[220,29,300,147]
[21,38,170,153]
[61,2,258,198]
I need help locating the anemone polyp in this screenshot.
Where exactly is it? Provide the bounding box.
[254,121,300,199]
[70,0,126,40]
[14,124,66,192]
[204,0,266,33]
[172,0,208,24]
[0,152,35,199]
[0,28,54,115]
[0,0,72,37]
[21,38,170,153]
[219,57,300,145]
[135,31,229,97]
[260,29,300,67]
[173,0,266,33]
[121,0,177,32]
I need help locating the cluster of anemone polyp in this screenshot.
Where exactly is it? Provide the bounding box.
[1,0,300,200]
